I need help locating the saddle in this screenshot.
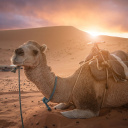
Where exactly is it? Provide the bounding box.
[86,47,128,82]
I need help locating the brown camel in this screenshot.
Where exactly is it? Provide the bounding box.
[11,40,128,118]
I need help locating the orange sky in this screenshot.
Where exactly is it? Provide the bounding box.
[0,0,128,38]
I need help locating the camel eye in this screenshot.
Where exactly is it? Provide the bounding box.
[15,48,24,56]
[33,50,38,56]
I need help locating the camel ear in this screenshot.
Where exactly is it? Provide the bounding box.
[41,44,47,53]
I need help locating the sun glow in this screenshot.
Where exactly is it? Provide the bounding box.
[87,31,100,37]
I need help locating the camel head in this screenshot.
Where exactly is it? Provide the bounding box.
[11,41,47,67]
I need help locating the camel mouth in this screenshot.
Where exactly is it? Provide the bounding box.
[13,61,22,66]
[12,60,23,66]
[11,56,23,66]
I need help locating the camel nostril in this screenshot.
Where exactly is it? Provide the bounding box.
[15,48,24,56]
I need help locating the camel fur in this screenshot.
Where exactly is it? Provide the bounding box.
[11,41,128,119]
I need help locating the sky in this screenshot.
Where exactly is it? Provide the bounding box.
[0,0,128,38]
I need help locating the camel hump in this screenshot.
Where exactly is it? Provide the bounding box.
[111,50,128,66]
[109,50,128,79]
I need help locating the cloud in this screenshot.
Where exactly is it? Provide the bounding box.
[0,13,31,29]
[0,12,53,30]
[0,0,128,33]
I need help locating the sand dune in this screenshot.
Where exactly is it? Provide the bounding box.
[0,26,128,128]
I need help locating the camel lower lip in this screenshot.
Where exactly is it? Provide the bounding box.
[12,61,22,66]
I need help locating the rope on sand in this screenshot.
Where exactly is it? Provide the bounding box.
[11,66,24,128]
[0,65,24,128]
[17,66,24,128]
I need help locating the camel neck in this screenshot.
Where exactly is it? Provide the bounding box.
[24,54,74,103]
[24,59,56,99]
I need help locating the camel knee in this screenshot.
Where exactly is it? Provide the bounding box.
[61,109,99,119]
[54,103,73,110]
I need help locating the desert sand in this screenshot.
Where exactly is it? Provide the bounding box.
[0,26,128,128]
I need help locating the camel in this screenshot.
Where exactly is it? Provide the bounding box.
[11,40,128,119]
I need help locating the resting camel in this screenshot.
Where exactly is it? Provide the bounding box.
[11,41,128,119]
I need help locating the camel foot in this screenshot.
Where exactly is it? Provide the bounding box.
[61,109,99,119]
[54,103,72,110]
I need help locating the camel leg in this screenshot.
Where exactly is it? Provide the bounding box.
[54,103,73,110]
[61,109,99,119]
